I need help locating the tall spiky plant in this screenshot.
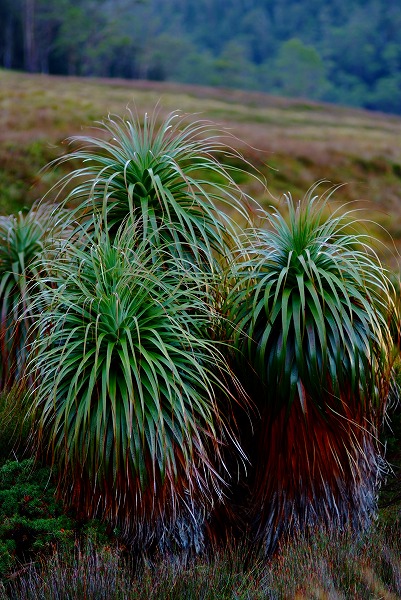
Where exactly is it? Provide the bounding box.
[0,204,64,391]
[48,108,251,270]
[223,194,395,554]
[29,223,245,553]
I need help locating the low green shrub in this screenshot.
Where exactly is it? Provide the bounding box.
[0,459,74,579]
[0,457,112,584]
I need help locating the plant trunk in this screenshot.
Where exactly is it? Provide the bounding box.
[250,390,385,555]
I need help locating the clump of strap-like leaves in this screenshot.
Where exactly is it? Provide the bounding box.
[24,110,397,559]
[223,194,395,553]
[28,109,254,554]
[29,223,245,552]
[0,204,63,391]
[49,108,250,270]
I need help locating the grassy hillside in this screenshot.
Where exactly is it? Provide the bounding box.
[1,68,401,265]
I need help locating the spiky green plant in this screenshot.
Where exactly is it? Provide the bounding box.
[223,194,395,554]
[49,108,251,269]
[0,204,64,391]
[28,223,245,553]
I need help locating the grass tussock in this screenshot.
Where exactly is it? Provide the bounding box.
[1,525,401,599]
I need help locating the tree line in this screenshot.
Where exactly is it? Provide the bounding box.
[1,0,401,115]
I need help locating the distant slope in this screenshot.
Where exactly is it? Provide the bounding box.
[1,69,401,265]
[3,0,401,114]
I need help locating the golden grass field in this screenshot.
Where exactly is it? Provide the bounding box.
[1,68,401,266]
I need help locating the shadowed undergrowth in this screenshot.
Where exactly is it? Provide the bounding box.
[2,524,401,599]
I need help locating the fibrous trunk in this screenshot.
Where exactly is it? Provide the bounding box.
[249,389,385,555]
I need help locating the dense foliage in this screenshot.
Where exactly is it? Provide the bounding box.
[0,205,64,391]
[0,105,398,592]
[25,111,252,554]
[0,459,74,576]
[223,194,395,553]
[2,0,401,114]
[49,109,248,265]
[29,226,244,550]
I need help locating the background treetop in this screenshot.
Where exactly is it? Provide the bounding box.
[1,0,401,115]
